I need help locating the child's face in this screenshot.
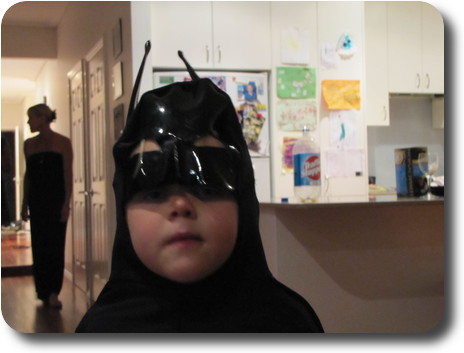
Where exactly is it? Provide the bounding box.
[126,137,238,283]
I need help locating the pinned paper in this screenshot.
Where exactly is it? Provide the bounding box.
[282,137,299,172]
[322,80,360,110]
[281,27,310,65]
[276,99,317,131]
[326,149,364,178]
[320,42,337,69]
[336,33,357,59]
[328,110,359,148]
[277,67,316,99]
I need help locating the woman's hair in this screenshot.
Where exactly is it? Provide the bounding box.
[27,104,57,122]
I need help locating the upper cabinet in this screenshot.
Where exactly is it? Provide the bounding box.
[212,2,271,70]
[387,2,444,94]
[151,1,271,70]
[150,2,212,68]
[421,3,445,93]
[364,2,389,126]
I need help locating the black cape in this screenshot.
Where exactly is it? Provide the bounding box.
[76,46,323,333]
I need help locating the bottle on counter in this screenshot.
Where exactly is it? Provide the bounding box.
[292,126,321,203]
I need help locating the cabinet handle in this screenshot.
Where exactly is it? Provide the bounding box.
[383,105,387,122]
[205,45,209,63]
[426,73,430,89]
[416,73,421,88]
[217,45,222,64]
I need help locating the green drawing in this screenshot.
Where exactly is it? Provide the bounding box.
[276,67,316,99]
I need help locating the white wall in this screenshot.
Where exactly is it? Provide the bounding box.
[368,95,445,189]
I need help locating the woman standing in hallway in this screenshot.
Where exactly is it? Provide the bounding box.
[21,104,73,309]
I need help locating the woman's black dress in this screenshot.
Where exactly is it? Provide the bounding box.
[26,151,67,301]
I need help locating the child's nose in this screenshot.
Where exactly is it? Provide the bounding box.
[169,194,196,219]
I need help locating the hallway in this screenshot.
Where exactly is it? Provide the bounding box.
[2,231,88,333]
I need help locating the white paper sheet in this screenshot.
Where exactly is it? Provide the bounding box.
[281,27,311,65]
[326,148,364,178]
[320,42,337,69]
[328,110,359,148]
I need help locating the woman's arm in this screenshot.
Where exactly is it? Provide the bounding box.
[21,141,30,221]
[60,137,73,222]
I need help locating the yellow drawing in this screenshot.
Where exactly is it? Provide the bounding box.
[322,80,361,110]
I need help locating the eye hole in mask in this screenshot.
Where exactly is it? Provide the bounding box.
[135,184,236,203]
[130,135,225,157]
[127,135,240,202]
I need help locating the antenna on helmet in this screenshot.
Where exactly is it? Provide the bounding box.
[178,50,199,80]
[128,41,151,116]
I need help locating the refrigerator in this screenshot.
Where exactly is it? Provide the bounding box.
[153,71,272,202]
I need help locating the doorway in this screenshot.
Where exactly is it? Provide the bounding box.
[1,128,33,276]
[2,131,16,227]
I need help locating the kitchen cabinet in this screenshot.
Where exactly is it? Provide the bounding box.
[150,2,212,68]
[269,1,318,202]
[317,1,368,203]
[364,1,389,126]
[151,1,271,70]
[387,2,444,94]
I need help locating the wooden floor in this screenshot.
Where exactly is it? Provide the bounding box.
[1,231,32,267]
[2,231,88,333]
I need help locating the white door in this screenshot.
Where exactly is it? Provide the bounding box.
[69,62,88,296]
[85,43,109,301]
[69,41,110,304]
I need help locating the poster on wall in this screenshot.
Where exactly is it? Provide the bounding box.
[153,71,270,157]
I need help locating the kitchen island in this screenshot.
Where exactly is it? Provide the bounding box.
[259,197,444,333]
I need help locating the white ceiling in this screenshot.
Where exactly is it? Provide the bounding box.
[1,1,68,103]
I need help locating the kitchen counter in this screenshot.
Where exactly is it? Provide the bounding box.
[259,197,444,333]
[261,195,444,208]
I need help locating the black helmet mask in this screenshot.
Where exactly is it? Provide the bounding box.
[115,44,241,204]
[109,41,265,285]
[76,42,324,333]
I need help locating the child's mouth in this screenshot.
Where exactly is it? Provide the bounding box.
[167,232,203,246]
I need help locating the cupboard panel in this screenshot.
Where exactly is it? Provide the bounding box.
[387,2,422,93]
[212,2,271,69]
[151,2,213,68]
[421,3,444,93]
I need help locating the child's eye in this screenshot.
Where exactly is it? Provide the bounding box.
[191,186,232,201]
[142,189,169,202]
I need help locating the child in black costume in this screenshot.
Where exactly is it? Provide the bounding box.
[76,43,323,333]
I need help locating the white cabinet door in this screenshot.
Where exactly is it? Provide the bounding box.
[151,1,213,69]
[387,2,444,94]
[269,1,318,202]
[212,1,271,70]
[317,2,368,202]
[365,1,389,126]
[421,3,444,93]
[387,2,422,93]
[364,1,390,126]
